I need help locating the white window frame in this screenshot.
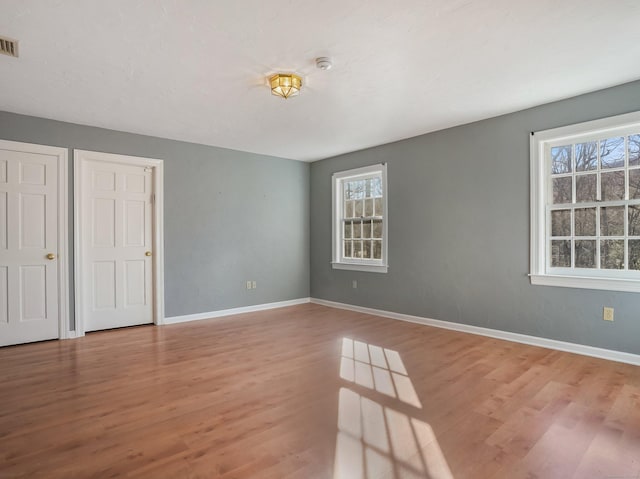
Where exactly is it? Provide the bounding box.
[530,111,640,292]
[332,163,388,273]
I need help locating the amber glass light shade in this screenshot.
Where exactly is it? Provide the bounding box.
[270,73,302,99]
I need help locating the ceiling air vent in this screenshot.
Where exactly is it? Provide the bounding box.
[0,36,19,58]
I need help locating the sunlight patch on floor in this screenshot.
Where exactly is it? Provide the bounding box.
[340,338,422,408]
[334,338,453,479]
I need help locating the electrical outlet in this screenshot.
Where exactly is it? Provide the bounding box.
[352,280,357,289]
[246,281,252,290]
[603,307,614,322]
[252,281,257,289]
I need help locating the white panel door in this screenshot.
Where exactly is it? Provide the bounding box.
[81,160,153,331]
[0,145,60,346]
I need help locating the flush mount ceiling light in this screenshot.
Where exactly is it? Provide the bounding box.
[269,73,302,99]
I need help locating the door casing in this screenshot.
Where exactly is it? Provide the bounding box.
[74,150,164,336]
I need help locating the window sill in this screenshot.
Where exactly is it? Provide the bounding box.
[332,262,388,273]
[530,273,640,293]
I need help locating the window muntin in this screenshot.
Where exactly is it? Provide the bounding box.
[342,175,383,261]
[548,135,640,273]
[531,112,640,291]
[332,164,388,273]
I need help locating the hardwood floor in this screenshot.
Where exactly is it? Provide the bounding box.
[1,303,639,478]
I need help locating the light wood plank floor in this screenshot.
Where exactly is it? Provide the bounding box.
[1,303,639,478]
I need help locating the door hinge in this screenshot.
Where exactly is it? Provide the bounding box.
[150,193,155,204]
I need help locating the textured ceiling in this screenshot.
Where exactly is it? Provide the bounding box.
[1,0,640,161]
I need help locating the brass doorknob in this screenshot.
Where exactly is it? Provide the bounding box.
[145,251,152,257]
[46,253,56,260]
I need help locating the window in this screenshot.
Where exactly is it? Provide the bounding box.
[332,163,388,273]
[530,111,640,292]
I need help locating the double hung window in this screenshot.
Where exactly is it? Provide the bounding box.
[530,112,640,291]
[332,164,388,273]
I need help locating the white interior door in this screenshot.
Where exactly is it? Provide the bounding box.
[0,141,66,347]
[79,158,154,332]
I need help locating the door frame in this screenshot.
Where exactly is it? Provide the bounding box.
[0,139,70,340]
[73,150,164,336]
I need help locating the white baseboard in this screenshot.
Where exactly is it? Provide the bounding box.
[65,330,85,339]
[310,298,640,366]
[164,297,311,325]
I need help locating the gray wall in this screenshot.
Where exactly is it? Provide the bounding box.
[0,111,310,328]
[310,80,640,355]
